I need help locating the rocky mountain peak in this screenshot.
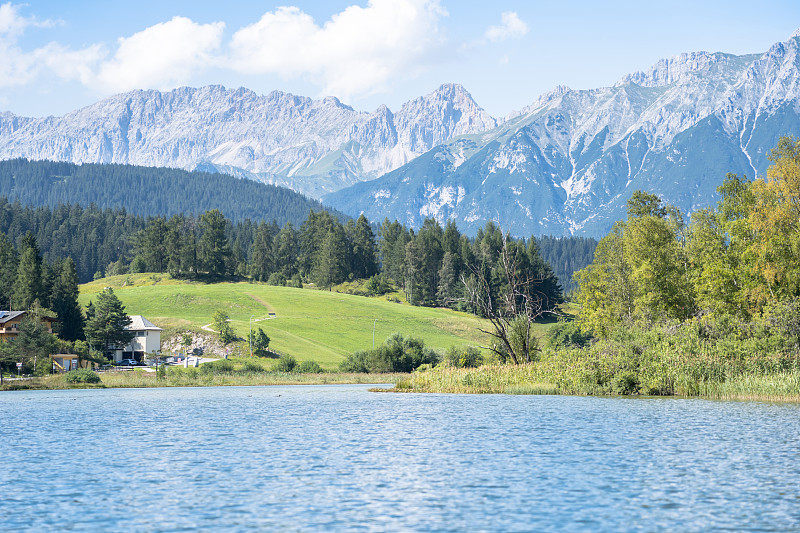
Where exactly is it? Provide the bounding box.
[0,83,497,198]
[394,83,497,152]
[325,32,800,238]
[617,51,725,88]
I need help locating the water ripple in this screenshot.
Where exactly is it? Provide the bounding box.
[1,386,799,532]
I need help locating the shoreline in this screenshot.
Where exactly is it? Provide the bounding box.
[5,369,799,403]
[0,371,405,392]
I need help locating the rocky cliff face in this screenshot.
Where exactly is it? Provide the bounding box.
[0,84,496,198]
[325,31,800,237]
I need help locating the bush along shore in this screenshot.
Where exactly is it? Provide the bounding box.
[394,138,800,403]
[396,320,800,402]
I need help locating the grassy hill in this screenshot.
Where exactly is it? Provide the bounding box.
[78,274,493,368]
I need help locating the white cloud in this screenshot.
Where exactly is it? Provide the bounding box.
[228,0,447,100]
[0,2,54,37]
[0,2,60,87]
[0,1,448,104]
[0,6,224,94]
[93,16,224,92]
[485,11,528,42]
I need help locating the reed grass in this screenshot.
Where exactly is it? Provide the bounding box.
[398,362,800,402]
[1,369,405,391]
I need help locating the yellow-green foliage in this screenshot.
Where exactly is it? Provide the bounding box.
[575,136,800,335]
[400,317,800,401]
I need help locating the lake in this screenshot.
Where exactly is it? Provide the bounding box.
[1,385,799,531]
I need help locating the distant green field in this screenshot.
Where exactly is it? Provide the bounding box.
[79,274,492,367]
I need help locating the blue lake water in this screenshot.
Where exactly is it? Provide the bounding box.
[1,385,799,532]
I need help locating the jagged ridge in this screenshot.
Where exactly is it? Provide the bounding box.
[0,84,496,198]
[325,30,800,237]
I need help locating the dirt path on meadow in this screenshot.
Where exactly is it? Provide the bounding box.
[246,293,277,320]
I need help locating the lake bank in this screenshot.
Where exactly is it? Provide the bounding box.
[5,364,800,403]
[396,364,800,402]
[0,370,404,391]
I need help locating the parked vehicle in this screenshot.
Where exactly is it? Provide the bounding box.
[118,359,139,366]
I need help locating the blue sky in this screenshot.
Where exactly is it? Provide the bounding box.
[2,1,799,118]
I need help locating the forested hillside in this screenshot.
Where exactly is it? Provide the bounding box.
[0,198,581,321]
[535,235,596,294]
[0,159,340,225]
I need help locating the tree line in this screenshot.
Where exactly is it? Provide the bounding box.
[0,158,342,225]
[129,210,566,316]
[0,199,577,317]
[0,190,595,299]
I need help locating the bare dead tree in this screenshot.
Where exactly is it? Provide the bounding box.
[461,231,556,364]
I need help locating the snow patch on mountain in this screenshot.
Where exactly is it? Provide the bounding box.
[325,29,800,237]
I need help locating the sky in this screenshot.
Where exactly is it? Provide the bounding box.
[2,0,800,118]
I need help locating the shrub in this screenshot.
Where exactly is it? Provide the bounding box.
[365,273,392,296]
[443,345,483,368]
[129,255,147,274]
[611,371,639,395]
[213,309,235,344]
[242,360,265,373]
[200,359,234,375]
[274,354,297,372]
[248,328,271,357]
[64,369,101,384]
[290,274,304,288]
[297,360,323,373]
[545,319,594,349]
[339,350,370,373]
[267,272,287,286]
[339,333,440,373]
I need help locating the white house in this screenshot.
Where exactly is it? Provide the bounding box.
[113,315,162,362]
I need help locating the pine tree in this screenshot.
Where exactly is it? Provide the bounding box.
[12,243,43,310]
[84,288,133,356]
[51,257,85,341]
[0,231,17,309]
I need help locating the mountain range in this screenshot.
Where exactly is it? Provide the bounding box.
[0,83,495,199]
[2,30,800,237]
[326,30,800,236]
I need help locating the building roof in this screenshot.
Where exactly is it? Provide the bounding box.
[125,315,163,331]
[0,311,57,324]
[0,311,25,324]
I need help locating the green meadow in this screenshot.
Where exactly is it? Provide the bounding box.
[78,274,491,367]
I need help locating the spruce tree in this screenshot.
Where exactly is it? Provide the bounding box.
[84,288,133,356]
[198,209,231,277]
[312,228,347,290]
[12,245,43,310]
[350,214,378,279]
[0,231,17,309]
[51,257,85,341]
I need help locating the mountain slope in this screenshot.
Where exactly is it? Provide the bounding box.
[0,84,495,198]
[325,32,800,237]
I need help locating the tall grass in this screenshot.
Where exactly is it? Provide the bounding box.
[1,368,406,391]
[402,363,800,401]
